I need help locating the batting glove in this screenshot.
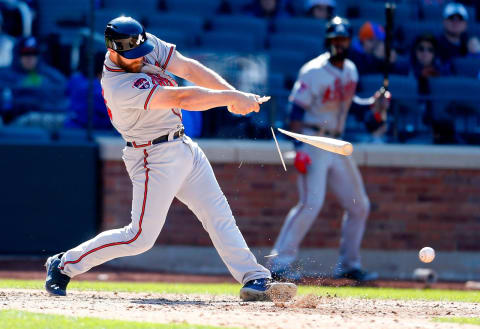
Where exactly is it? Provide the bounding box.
[294,151,311,174]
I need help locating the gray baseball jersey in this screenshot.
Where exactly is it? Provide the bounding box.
[58,33,270,284]
[269,52,370,276]
[101,33,182,143]
[290,52,358,134]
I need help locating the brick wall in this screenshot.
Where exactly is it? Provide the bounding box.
[102,160,480,252]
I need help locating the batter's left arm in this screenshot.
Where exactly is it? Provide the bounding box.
[167,50,235,91]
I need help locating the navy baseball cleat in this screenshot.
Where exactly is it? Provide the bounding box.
[334,268,379,282]
[240,278,297,302]
[45,253,70,296]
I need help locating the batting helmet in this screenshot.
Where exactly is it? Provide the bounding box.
[325,16,352,39]
[104,16,155,59]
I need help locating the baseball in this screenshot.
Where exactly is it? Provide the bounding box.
[419,247,435,263]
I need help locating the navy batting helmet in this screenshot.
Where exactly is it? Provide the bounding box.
[104,16,155,59]
[325,16,352,39]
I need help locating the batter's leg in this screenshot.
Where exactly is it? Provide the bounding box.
[175,140,270,284]
[269,146,331,273]
[59,143,193,278]
[328,155,370,272]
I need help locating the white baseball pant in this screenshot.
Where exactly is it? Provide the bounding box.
[269,143,370,273]
[60,136,270,284]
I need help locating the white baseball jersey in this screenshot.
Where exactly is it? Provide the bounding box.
[101,33,182,143]
[289,52,358,133]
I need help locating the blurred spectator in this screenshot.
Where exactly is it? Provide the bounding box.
[467,36,480,58]
[0,12,15,68]
[349,21,385,74]
[64,52,112,131]
[349,21,408,75]
[410,34,451,81]
[409,34,456,144]
[304,0,335,19]
[436,3,470,63]
[0,36,67,124]
[243,0,290,19]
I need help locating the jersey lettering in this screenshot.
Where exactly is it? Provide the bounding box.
[146,73,182,119]
[147,73,176,87]
[322,79,357,104]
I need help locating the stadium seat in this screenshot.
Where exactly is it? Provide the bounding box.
[94,10,150,33]
[470,23,480,39]
[164,0,221,16]
[266,72,286,93]
[274,17,326,40]
[429,77,480,135]
[349,2,416,24]
[146,13,205,41]
[37,0,88,35]
[453,57,480,78]
[102,0,159,15]
[200,31,256,52]
[267,50,307,80]
[147,29,191,49]
[398,21,442,49]
[53,129,88,141]
[268,34,322,59]
[209,15,268,48]
[358,74,432,142]
[225,0,252,14]
[0,126,50,142]
[419,4,476,23]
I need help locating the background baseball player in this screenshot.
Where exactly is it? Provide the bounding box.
[268,16,390,282]
[45,16,296,302]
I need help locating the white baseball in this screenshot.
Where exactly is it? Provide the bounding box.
[419,247,435,263]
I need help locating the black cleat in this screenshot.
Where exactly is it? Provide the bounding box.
[45,253,70,296]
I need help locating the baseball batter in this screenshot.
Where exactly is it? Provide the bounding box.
[45,16,296,302]
[268,17,390,282]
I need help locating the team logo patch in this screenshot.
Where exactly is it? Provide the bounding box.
[133,78,150,89]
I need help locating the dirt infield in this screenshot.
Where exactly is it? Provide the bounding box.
[0,258,472,290]
[1,288,479,329]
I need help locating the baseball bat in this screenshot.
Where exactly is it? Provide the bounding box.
[277,128,353,156]
[383,2,395,92]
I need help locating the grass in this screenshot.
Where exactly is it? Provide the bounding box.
[433,317,480,326]
[1,279,479,303]
[0,310,242,329]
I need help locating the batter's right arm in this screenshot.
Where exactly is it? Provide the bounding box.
[150,86,260,115]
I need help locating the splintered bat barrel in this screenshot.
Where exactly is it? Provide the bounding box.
[277,128,353,156]
[384,2,395,91]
